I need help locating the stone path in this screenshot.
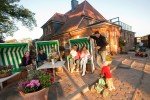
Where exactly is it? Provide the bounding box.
[78,53,150,100]
[0,53,149,100]
[0,67,100,100]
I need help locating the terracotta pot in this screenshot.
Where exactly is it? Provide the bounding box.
[19,88,49,100]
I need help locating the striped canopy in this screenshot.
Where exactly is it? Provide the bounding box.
[0,43,28,72]
[68,37,95,72]
[35,40,60,58]
[69,37,91,52]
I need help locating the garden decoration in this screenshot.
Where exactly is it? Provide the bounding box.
[95,77,106,93]
[18,70,51,100]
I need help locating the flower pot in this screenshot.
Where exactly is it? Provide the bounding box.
[19,88,49,100]
[0,71,12,78]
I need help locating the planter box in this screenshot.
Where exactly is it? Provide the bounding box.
[0,71,12,78]
[19,88,49,100]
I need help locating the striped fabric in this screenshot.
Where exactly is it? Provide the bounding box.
[0,43,28,72]
[68,37,95,72]
[69,38,91,52]
[35,40,60,60]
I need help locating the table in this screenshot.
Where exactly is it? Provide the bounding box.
[37,61,65,70]
[37,61,65,82]
[0,72,20,89]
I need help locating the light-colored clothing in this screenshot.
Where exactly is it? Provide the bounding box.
[80,50,90,58]
[69,50,80,72]
[97,50,106,67]
[106,78,115,91]
[80,50,90,76]
[70,49,77,58]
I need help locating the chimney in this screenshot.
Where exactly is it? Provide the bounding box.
[71,0,78,10]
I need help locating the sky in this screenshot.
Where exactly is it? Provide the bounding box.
[6,0,150,40]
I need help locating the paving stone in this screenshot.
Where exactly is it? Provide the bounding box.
[0,54,149,99]
[125,93,133,98]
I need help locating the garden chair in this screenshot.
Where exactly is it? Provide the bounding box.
[67,37,95,72]
[35,40,62,68]
[0,43,29,72]
[0,43,29,89]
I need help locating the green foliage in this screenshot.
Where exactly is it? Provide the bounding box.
[38,71,51,88]
[27,70,51,88]
[18,70,51,93]
[119,37,126,47]
[0,0,37,37]
[0,66,12,74]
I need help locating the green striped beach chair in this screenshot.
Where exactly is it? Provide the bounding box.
[35,40,61,68]
[67,37,95,72]
[0,43,29,72]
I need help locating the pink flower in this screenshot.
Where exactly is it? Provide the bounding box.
[26,82,34,88]
[30,80,40,87]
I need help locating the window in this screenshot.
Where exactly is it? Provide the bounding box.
[44,26,48,34]
[53,22,63,33]
[48,24,51,34]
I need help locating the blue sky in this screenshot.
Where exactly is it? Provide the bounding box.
[6,0,150,40]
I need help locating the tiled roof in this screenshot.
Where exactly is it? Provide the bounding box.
[50,13,66,22]
[65,1,106,20]
[42,0,107,33]
[59,16,83,33]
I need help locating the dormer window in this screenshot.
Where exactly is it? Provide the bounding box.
[48,24,51,33]
[44,26,48,35]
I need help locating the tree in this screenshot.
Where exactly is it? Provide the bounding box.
[0,0,37,38]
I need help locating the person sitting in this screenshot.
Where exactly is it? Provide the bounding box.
[49,48,61,62]
[37,49,47,66]
[20,51,34,79]
[80,45,91,76]
[69,45,80,73]
[21,51,33,68]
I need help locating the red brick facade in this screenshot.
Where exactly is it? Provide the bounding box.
[40,0,121,53]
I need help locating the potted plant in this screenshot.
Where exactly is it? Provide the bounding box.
[18,70,51,100]
[0,66,12,78]
[119,37,127,54]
